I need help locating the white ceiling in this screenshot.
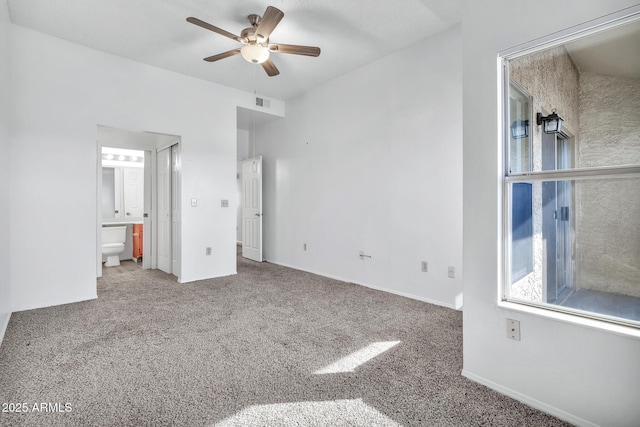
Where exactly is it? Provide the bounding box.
[7,0,462,101]
[565,18,640,80]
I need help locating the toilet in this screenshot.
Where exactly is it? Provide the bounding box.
[102,226,127,267]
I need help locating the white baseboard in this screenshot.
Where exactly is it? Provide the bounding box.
[266,260,457,310]
[0,312,10,350]
[11,292,97,313]
[461,369,597,427]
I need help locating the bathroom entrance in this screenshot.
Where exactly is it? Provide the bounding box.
[97,125,181,279]
[101,146,148,269]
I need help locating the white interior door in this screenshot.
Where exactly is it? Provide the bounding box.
[242,156,263,262]
[157,147,172,273]
[123,167,144,218]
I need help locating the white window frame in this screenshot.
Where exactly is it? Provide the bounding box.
[498,5,640,332]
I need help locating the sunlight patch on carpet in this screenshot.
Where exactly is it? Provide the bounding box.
[212,398,401,427]
[314,341,401,374]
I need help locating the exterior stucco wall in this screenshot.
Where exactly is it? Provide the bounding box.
[509,46,580,301]
[576,72,640,297]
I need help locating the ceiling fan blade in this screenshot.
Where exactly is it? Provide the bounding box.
[204,49,241,62]
[256,6,284,39]
[187,17,239,42]
[261,59,280,77]
[269,43,321,57]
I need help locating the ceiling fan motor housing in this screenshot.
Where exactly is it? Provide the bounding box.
[240,26,269,45]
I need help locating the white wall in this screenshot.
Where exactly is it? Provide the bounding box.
[255,26,463,309]
[237,129,250,160]
[236,129,250,243]
[462,2,640,426]
[9,24,282,312]
[0,0,11,344]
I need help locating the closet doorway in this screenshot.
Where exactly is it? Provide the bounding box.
[156,143,181,276]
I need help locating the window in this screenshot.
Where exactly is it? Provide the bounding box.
[501,12,640,327]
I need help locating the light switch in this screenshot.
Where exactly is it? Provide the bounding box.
[191,198,197,207]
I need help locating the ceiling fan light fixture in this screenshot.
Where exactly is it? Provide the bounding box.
[241,43,270,64]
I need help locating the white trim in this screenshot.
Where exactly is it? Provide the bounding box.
[11,293,97,314]
[0,312,10,349]
[155,138,181,153]
[506,165,640,182]
[266,260,458,310]
[461,369,598,427]
[499,5,640,59]
[498,301,640,339]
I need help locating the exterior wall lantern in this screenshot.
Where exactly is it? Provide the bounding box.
[510,119,529,139]
[536,110,564,134]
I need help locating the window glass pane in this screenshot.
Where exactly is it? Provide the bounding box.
[507,176,640,325]
[508,81,532,173]
[507,19,640,173]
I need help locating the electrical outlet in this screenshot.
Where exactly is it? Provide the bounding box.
[448,266,455,278]
[205,247,211,256]
[421,261,428,272]
[506,319,521,341]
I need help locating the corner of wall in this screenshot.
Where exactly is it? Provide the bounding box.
[0,313,10,348]
[0,0,12,348]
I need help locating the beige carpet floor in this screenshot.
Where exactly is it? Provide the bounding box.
[0,253,571,426]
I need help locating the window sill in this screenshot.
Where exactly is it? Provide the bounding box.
[497,300,640,339]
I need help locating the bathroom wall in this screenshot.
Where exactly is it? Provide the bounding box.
[0,0,12,344]
[576,72,640,297]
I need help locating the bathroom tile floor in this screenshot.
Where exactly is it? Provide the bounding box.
[101,260,142,277]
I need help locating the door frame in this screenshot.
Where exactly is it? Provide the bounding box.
[241,156,263,262]
[96,125,180,279]
[155,141,181,278]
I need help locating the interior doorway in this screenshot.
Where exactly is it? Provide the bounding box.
[236,107,280,264]
[96,125,181,280]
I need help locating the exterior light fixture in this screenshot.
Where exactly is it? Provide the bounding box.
[510,119,529,139]
[241,43,270,64]
[536,110,564,134]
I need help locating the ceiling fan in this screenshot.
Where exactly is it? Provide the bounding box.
[187,6,321,77]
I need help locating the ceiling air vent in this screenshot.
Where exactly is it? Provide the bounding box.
[255,97,271,108]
